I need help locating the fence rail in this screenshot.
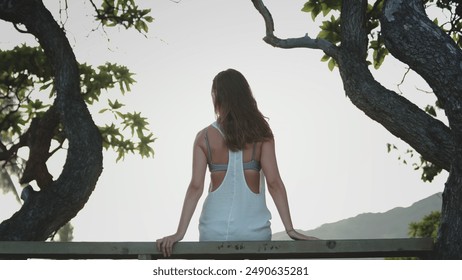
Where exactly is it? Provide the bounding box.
[0,238,434,259]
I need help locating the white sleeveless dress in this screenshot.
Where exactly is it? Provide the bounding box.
[198,122,272,241]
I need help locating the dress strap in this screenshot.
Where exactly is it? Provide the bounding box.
[211,121,225,138]
[205,125,227,172]
[204,129,212,163]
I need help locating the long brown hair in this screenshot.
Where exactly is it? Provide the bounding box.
[212,69,273,151]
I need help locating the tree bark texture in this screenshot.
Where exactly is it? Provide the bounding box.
[381,0,462,259]
[0,0,103,240]
[252,0,462,258]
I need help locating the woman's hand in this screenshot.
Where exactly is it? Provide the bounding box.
[156,233,183,257]
[286,229,319,241]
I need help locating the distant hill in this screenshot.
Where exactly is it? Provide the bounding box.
[272,192,442,240]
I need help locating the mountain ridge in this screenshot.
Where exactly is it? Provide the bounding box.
[272,192,442,240]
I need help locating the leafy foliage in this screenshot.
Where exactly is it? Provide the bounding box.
[302,0,389,69]
[301,0,461,69]
[1,0,156,195]
[0,44,155,171]
[426,0,462,46]
[1,45,51,140]
[91,0,154,34]
[302,0,341,71]
[387,143,443,182]
[409,211,440,240]
[388,211,440,259]
[99,104,155,161]
[302,0,341,21]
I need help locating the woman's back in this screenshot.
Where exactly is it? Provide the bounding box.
[203,123,263,194]
[198,122,272,241]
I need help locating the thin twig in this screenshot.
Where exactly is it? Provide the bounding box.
[415,86,433,94]
[396,67,411,94]
[58,0,69,28]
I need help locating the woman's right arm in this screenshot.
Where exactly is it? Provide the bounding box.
[156,130,208,257]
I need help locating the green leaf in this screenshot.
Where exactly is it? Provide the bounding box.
[372,47,389,69]
[327,58,336,71]
[425,105,437,117]
[311,5,321,21]
[321,3,330,16]
[301,1,315,13]
[320,54,330,62]
[317,15,341,45]
[108,99,125,110]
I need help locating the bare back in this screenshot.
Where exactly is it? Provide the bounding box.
[201,124,262,193]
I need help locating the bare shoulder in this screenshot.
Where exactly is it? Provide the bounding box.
[260,137,277,163]
[260,137,280,181]
[261,137,276,152]
[194,126,210,150]
[196,125,213,139]
[195,126,207,138]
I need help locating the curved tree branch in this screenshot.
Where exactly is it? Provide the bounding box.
[0,0,102,240]
[251,0,339,58]
[251,0,453,171]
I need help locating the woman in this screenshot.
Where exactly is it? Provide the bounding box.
[156,69,317,257]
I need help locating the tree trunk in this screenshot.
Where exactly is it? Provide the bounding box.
[0,0,103,240]
[381,0,462,260]
[252,0,462,258]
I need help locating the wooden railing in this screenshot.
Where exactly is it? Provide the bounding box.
[0,238,434,259]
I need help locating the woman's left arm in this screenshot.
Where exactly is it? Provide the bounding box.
[156,130,208,256]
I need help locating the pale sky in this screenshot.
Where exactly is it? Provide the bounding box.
[1,0,445,241]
